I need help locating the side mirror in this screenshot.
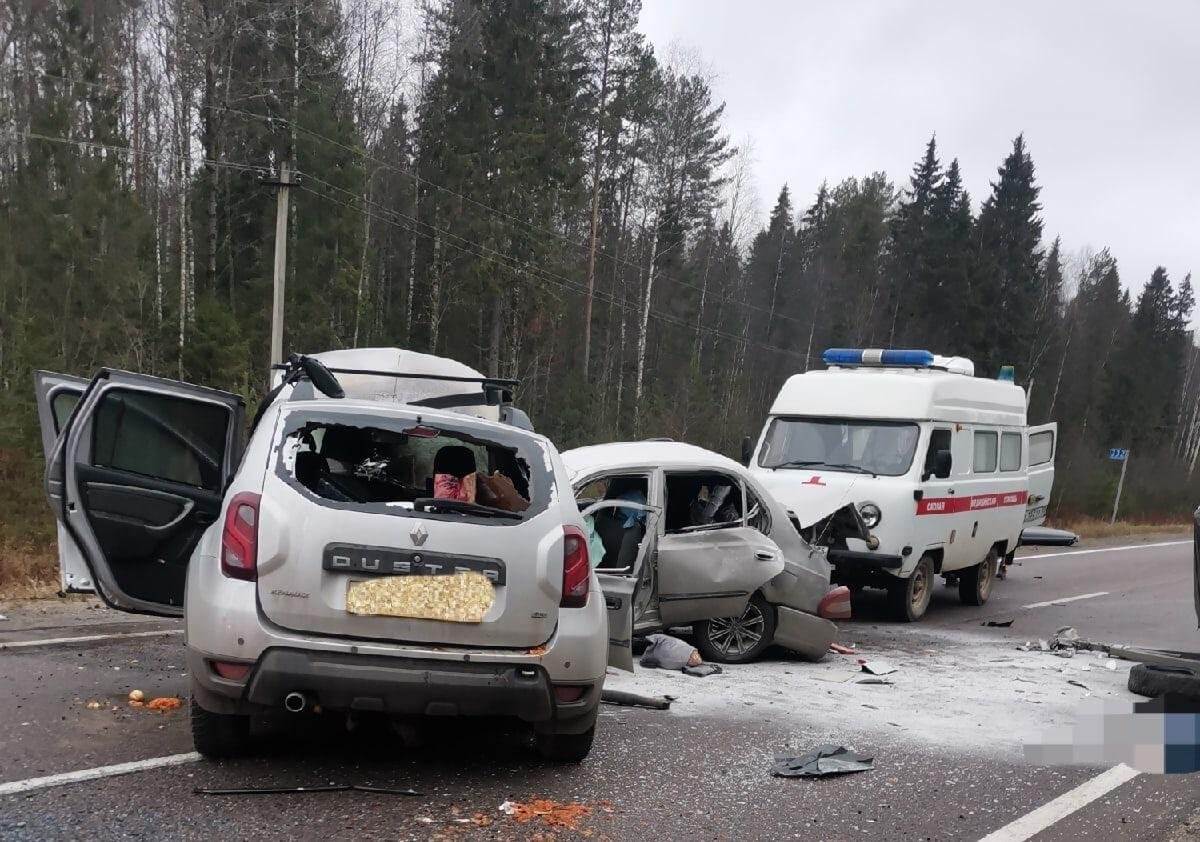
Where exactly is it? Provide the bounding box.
[740,436,754,467]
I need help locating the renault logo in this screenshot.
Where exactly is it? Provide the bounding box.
[409,523,428,546]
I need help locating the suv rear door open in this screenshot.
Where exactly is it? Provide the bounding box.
[39,370,244,615]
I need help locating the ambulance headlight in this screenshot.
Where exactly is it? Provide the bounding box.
[858,502,882,529]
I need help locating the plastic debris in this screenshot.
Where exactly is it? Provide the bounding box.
[983,619,1014,627]
[858,659,898,675]
[771,745,875,778]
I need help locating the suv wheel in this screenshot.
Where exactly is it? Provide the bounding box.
[888,554,933,622]
[959,549,998,606]
[190,697,252,759]
[694,593,776,663]
[535,726,595,762]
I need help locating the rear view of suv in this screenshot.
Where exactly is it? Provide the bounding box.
[35,349,609,761]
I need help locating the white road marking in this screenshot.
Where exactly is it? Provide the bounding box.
[1022,591,1109,609]
[1019,539,1189,561]
[0,628,182,650]
[0,752,200,797]
[976,763,1140,842]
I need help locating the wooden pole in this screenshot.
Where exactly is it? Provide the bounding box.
[268,161,292,383]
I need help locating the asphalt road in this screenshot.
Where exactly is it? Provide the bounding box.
[1,533,1199,841]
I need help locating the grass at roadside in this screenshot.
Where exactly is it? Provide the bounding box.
[1054,516,1190,540]
[0,536,59,599]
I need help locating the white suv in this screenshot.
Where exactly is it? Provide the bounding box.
[34,349,619,761]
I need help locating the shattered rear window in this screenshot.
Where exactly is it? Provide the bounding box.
[276,411,551,523]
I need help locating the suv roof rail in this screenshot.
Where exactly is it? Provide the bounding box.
[642,437,673,442]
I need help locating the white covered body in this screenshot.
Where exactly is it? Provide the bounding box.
[748,363,1056,580]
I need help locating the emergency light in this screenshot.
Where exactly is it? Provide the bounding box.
[822,348,936,368]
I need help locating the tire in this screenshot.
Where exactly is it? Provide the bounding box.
[888,554,934,622]
[693,593,777,664]
[535,726,595,762]
[959,549,998,606]
[1128,663,1200,700]
[190,697,252,759]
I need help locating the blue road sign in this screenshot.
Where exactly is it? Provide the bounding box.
[1108,448,1129,461]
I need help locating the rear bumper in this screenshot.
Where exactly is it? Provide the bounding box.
[188,646,600,734]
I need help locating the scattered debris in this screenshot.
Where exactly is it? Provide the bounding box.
[1038,639,1051,652]
[128,689,145,703]
[85,700,102,710]
[0,613,7,621]
[855,677,893,685]
[1067,679,1089,690]
[600,689,671,710]
[682,663,723,677]
[771,745,875,778]
[146,696,182,711]
[858,659,898,675]
[829,642,857,655]
[983,619,1014,627]
[498,799,594,830]
[196,784,420,796]
[1052,626,1080,649]
[1055,649,1075,659]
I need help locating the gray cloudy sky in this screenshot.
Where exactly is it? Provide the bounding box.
[638,0,1199,294]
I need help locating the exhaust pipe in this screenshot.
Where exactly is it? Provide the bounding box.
[283,691,308,713]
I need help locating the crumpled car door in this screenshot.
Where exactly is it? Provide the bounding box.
[656,525,784,625]
[582,499,660,672]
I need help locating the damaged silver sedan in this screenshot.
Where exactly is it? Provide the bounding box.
[563,441,850,665]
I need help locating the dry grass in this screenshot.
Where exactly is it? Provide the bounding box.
[1054,516,1191,540]
[0,535,59,599]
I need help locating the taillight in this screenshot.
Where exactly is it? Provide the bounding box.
[560,525,589,608]
[818,585,852,620]
[221,492,261,581]
[209,660,252,681]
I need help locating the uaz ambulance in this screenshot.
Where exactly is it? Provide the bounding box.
[743,348,1056,621]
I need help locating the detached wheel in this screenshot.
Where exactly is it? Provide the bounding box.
[959,549,998,606]
[888,554,934,622]
[535,726,595,762]
[190,697,252,759]
[694,593,776,664]
[1128,663,1200,700]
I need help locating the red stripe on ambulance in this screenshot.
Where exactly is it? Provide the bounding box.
[916,490,1027,515]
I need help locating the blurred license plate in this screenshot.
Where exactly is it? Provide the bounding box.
[344,572,495,623]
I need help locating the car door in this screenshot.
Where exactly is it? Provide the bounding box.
[1025,423,1057,527]
[656,470,785,625]
[34,371,92,592]
[41,369,245,616]
[581,499,660,671]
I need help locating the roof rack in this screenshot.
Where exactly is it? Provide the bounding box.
[270,363,518,389]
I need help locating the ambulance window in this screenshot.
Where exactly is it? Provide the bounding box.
[924,429,952,479]
[1029,431,1054,466]
[973,431,998,473]
[1000,433,1022,471]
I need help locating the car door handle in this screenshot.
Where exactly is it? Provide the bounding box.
[754,550,776,561]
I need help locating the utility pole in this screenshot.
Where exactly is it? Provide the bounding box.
[1109,447,1130,525]
[263,162,294,385]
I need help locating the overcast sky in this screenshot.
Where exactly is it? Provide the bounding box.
[638,0,1199,296]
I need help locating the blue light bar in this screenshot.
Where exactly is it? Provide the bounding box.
[822,348,936,368]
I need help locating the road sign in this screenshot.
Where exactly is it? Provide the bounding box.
[1108,448,1129,461]
[1110,448,1130,524]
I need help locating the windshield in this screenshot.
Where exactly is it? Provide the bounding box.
[757,417,921,477]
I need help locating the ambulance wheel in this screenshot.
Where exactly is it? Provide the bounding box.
[959,549,998,606]
[888,555,933,622]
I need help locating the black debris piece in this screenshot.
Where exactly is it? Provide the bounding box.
[771,745,875,778]
[683,663,723,678]
[194,785,420,796]
[983,619,1014,628]
[600,689,672,710]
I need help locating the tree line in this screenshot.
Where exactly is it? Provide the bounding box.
[1,0,1197,572]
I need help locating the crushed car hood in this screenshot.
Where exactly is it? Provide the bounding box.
[753,470,868,529]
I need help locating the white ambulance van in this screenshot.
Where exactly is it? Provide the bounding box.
[744,348,1056,622]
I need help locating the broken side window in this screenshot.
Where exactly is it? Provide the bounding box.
[664,472,744,533]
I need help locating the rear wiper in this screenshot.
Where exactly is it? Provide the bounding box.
[413,498,522,520]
